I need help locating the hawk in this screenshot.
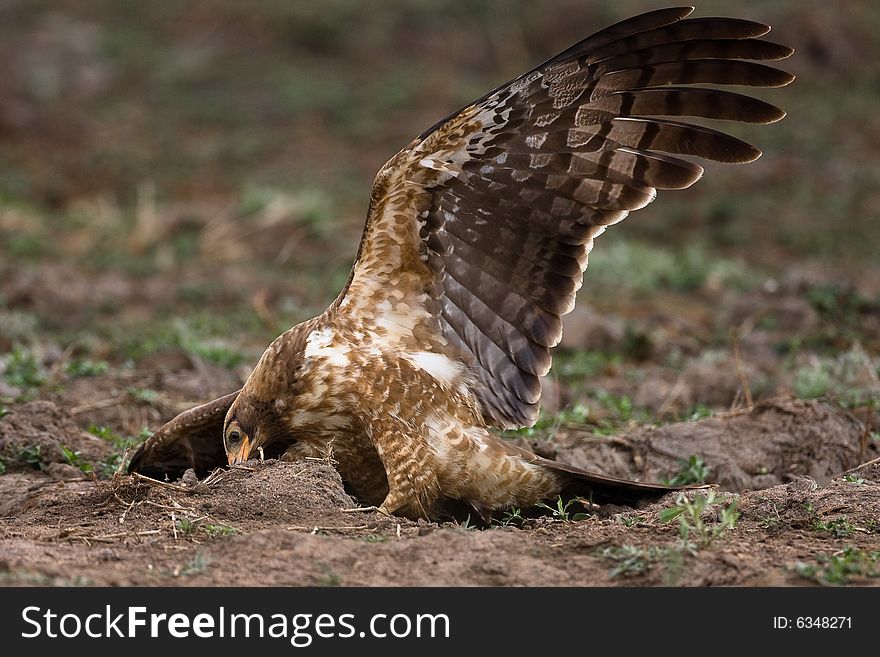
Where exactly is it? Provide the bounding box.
[129,7,793,520]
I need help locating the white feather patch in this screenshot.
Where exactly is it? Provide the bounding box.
[304,327,349,367]
[425,415,453,462]
[406,351,463,386]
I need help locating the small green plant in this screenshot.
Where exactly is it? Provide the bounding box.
[759,515,779,530]
[99,457,122,478]
[66,359,109,378]
[535,496,590,522]
[507,404,590,438]
[758,501,781,530]
[842,474,864,484]
[3,347,45,390]
[90,425,147,478]
[602,544,673,578]
[357,534,388,543]
[179,554,210,576]
[493,506,524,528]
[12,444,46,471]
[684,405,713,422]
[794,547,880,586]
[788,345,879,408]
[584,391,645,436]
[60,446,93,473]
[190,343,248,369]
[175,517,198,535]
[127,387,159,405]
[0,406,9,419]
[661,455,712,487]
[619,514,646,528]
[659,490,739,549]
[793,366,830,399]
[318,564,341,587]
[88,425,116,440]
[595,390,634,421]
[813,516,856,538]
[0,455,6,475]
[203,524,237,537]
[555,351,619,382]
[457,515,480,531]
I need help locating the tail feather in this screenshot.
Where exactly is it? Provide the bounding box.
[551,461,695,507]
[502,439,706,507]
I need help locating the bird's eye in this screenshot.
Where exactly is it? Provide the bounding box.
[227,430,241,444]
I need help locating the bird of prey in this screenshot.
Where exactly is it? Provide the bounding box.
[129,6,793,520]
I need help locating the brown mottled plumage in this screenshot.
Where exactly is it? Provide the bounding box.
[129,7,793,520]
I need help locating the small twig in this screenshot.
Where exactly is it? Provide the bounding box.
[95,529,162,540]
[202,468,228,486]
[589,434,632,448]
[835,456,880,478]
[171,512,178,540]
[115,446,133,477]
[341,505,378,513]
[117,495,136,524]
[142,500,197,513]
[66,529,162,543]
[131,472,192,493]
[658,372,688,417]
[287,524,370,532]
[731,329,753,409]
[251,288,276,330]
[711,404,758,421]
[46,344,76,387]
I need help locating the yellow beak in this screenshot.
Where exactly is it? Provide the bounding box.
[227,435,251,465]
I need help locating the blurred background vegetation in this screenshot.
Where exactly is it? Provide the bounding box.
[0,1,877,435]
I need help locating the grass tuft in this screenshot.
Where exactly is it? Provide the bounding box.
[659,490,739,550]
[661,455,712,487]
[794,547,880,586]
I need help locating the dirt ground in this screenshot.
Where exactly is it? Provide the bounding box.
[1,1,879,586]
[0,394,878,586]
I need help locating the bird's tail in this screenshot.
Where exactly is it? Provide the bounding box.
[503,440,706,507]
[549,461,696,507]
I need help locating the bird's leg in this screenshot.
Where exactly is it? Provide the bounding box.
[368,414,439,520]
[378,487,423,519]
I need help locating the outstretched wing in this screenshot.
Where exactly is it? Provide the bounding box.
[335,6,793,429]
[127,390,239,479]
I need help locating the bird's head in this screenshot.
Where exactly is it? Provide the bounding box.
[223,322,351,465]
[222,392,292,465]
[223,420,250,465]
[222,323,330,465]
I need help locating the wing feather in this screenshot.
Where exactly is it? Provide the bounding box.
[128,391,239,479]
[335,8,793,428]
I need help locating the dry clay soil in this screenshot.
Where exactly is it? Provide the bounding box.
[1,395,878,586]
